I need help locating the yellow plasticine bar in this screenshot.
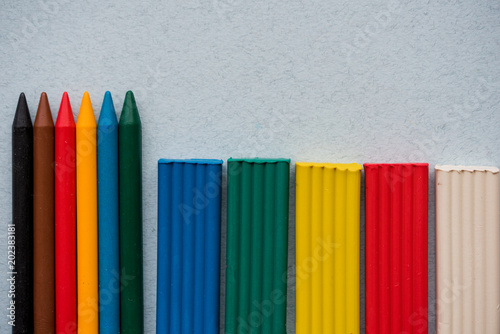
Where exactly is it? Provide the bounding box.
[76,92,99,333]
[295,162,362,334]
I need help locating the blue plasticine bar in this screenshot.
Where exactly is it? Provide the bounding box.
[157,159,223,334]
[97,91,120,334]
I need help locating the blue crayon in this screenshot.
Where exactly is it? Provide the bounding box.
[157,159,222,334]
[97,91,120,333]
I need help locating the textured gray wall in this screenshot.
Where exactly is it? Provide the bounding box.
[1,0,500,333]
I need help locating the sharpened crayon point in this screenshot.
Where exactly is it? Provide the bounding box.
[13,92,32,128]
[120,91,141,125]
[56,92,75,127]
[98,91,117,126]
[35,92,54,127]
[77,91,96,127]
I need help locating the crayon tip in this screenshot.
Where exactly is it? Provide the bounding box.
[77,91,96,127]
[125,90,135,102]
[120,91,141,125]
[34,92,54,127]
[56,92,75,127]
[13,92,32,128]
[98,91,117,126]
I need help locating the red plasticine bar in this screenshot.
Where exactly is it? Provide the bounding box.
[364,163,428,334]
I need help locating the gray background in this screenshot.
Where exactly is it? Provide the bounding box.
[1,0,500,333]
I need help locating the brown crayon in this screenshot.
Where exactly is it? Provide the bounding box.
[33,92,55,333]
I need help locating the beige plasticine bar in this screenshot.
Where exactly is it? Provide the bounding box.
[435,165,500,334]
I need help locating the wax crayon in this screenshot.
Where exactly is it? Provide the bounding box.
[97,91,120,334]
[12,93,34,334]
[55,92,77,334]
[295,163,362,334]
[225,158,290,334]
[157,159,222,334]
[76,92,98,333]
[435,165,500,333]
[119,91,143,333]
[364,163,428,334]
[33,92,55,333]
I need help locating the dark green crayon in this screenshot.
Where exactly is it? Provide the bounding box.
[119,91,144,333]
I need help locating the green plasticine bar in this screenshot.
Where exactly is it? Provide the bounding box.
[225,158,290,334]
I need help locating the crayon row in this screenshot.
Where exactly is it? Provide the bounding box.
[11,91,143,334]
[157,161,500,334]
[12,91,499,333]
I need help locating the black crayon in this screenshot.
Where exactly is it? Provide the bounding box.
[11,93,34,334]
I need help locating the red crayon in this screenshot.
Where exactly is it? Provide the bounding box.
[55,92,77,334]
[364,163,428,334]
